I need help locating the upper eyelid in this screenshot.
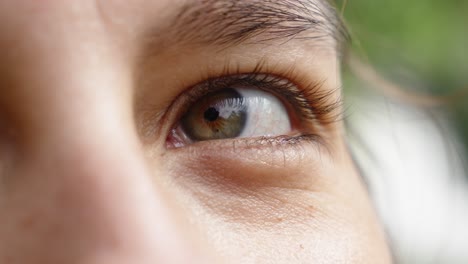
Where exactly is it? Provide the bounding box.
[137,60,343,146]
[186,72,342,124]
[167,71,341,134]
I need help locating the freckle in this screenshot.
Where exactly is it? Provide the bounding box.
[300,244,304,249]
[20,214,37,231]
[276,217,283,222]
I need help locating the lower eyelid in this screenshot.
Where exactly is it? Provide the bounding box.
[167,134,325,155]
[164,135,330,190]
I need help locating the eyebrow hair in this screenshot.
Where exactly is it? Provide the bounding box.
[159,0,348,54]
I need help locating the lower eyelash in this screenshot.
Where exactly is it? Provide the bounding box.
[238,134,330,157]
[168,133,325,153]
[241,134,324,148]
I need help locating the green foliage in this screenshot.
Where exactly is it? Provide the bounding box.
[338,0,468,147]
[342,0,467,91]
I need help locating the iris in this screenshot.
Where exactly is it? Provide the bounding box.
[181,88,247,141]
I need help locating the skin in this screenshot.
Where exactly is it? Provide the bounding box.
[0,0,392,263]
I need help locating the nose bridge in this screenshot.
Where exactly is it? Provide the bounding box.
[0,8,210,264]
[13,48,207,264]
[1,50,210,264]
[0,5,132,140]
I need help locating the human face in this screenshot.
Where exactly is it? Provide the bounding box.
[0,0,391,263]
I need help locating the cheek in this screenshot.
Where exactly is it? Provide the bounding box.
[152,145,392,263]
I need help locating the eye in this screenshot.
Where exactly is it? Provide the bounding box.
[169,86,292,145]
[164,72,338,149]
[191,87,290,138]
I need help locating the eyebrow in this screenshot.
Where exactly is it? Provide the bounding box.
[155,0,348,54]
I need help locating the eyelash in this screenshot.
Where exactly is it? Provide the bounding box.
[158,63,342,148]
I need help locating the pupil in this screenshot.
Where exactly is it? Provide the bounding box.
[204,107,219,122]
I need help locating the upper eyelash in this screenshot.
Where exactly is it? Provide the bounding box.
[148,61,343,145]
[178,69,343,127]
[229,60,342,125]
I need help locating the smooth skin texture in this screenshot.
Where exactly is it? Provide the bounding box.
[0,0,392,263]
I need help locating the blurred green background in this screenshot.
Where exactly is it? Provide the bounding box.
[337,1,468,263]
[337,0,468,151]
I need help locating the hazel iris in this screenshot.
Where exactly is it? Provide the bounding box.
[181,88,247,141]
